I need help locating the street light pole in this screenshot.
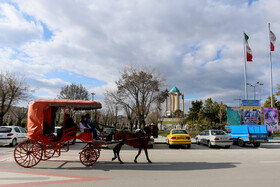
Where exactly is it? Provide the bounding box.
[91,92,95,101]
[247,82,263,100]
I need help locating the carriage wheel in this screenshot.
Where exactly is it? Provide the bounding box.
[95,148,101,158]
[80,147,98,166]
[41,144,56,161]
[14,139,43,168]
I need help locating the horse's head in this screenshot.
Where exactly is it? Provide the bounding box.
[145,124,159,138]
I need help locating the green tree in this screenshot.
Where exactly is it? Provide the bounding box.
[202,98,219,125]
[186,100,203,123]
[217,101,227,126]
[264,94,279,107]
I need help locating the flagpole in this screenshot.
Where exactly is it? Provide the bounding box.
[243,32,248,100]
[269,23,273,107]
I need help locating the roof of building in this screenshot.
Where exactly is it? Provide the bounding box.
[170,86,180,93]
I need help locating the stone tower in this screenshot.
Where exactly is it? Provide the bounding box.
[166,86,184,116]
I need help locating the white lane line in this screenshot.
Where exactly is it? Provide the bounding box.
[260,161,280,164]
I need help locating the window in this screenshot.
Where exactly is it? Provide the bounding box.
[200,131,205,135]
[172,130,188,134]
[211,131,226,135]
[20,127,27,133]
[205,131,209,135]
[0,127,12,133]
[14,127,20,133]
[226,128,231,133]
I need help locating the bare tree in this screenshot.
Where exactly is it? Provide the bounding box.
[0,72,30,124]
[113,66,164,128]
[11,106,28,126]
[104,91,121,127]
[57,83,89,100]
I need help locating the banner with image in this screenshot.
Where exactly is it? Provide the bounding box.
[227,107,241,125]
[264,107,278,131]
[241,106,262,125]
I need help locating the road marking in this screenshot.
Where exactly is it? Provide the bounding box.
[260,161,280,164]
[0,169,109,187]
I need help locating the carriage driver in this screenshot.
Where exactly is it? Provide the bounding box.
[85,113,103,140]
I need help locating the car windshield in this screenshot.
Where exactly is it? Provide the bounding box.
[172,130,188,134]
[104,128,114,134]
[211,130,226,135]
[0,127,12,133]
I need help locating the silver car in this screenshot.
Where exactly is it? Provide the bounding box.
[0,126,27,147]
[196,130,233,148]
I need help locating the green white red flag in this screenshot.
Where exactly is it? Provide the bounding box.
[270,30,276,51]
[244,33,253,62]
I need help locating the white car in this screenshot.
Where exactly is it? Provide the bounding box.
[0,126,27,147]
[196,130,233,148]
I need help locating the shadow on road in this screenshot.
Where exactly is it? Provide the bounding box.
[33,161,239,171]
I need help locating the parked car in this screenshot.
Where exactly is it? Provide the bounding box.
[226,124,268,147]
[99,127,115,140]
[0,126,27,147]
[196,130,233,148]
[167,129,191,148]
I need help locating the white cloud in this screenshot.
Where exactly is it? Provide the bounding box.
[0,0,280,110]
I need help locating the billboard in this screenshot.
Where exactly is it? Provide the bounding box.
[241,106,262,125]
[227,107,241,125]
[241,100,260,106]
[264,107,278,131]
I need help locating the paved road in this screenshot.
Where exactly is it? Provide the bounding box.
[1,143,280,187]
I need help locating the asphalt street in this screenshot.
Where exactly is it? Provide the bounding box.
[1,142,280,187]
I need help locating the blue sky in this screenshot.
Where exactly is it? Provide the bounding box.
[0,0,280,110]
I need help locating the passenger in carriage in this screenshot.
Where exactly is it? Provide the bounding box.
[85,113,103,140]
[79,115,91,132]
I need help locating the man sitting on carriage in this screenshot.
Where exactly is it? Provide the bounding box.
[79,115,103,140]
[85,113,103,139]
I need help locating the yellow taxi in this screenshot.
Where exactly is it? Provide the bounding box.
[167,129,191,148]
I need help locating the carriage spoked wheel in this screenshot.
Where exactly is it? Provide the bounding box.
[41,144,56,161]
[79,147,98,166]
[14,139,43,168]
[95,148,101,159]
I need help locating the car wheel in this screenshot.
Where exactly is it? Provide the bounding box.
[225,145,231,149]
[167,140,172,148]
[196,138,200,145]
[253,142,261,147]
[10,138,17,147]
[238,138,245,147]
[208,141,212,148]
[187,144,191,149]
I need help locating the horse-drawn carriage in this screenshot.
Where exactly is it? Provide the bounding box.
[14,99,106,168]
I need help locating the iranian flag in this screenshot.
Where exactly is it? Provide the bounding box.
[270,30,276,51]
[244,33,253,62]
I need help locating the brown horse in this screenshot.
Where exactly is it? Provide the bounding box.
[111,124,158,164]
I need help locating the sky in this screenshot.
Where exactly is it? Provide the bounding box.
[0,0,280,111]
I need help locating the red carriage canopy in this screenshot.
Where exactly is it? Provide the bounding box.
[27,99,102,136]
